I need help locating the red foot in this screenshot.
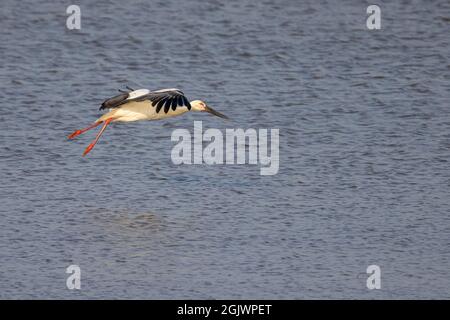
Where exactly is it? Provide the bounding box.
[68,130,83,140]
[80,118,113,157]
[83,144,95,157]
[68,122,102,140]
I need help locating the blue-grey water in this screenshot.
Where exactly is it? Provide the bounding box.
[1,0,449,299]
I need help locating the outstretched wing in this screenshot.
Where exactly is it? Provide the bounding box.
[99,88,191,114]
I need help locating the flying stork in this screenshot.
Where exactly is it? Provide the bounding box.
[68,87,228,156]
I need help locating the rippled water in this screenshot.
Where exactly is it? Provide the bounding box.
[1,0,449,299]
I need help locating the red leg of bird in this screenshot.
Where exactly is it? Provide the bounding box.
[82,118,113,157]
[68,122,102,140]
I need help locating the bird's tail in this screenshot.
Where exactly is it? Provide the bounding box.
[96,109,119,123]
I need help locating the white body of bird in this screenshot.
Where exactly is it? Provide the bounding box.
[97,100,191,122]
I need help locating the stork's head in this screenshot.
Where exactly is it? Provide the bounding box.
[190,100,229,119]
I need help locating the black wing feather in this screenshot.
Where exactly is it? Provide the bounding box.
[99,92,129,110]
[177,96,184,106]
[171,98,178,110]
[163,99,172,113]
[183,96,191,110]
[156,98,166,113]
[152,96,164,105]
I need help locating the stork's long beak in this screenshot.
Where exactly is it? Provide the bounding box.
[204,105,229,119]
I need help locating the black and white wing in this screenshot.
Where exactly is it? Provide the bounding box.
[145,88,192,114]
[100,88,191,114]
